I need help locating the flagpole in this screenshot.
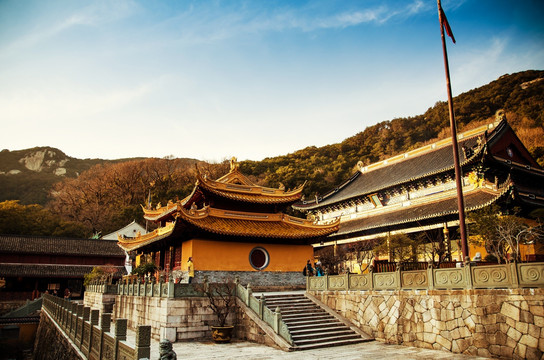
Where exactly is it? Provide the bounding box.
[437,0,469,262]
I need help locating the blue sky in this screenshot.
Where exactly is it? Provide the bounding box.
[1,0,543,161]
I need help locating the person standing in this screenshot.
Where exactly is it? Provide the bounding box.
[305,260,314,276]
[187,257,194,284]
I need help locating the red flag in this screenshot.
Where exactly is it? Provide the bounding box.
[440,7,456,43]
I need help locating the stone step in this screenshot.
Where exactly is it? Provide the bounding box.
[291,329,354,341]
[289,321,345,334]
[279,306,321,315]
[266,300,315,306]
[289,324,351,335]
[294,337,368,351]
[294,333,362,346]
[281,312,332,321]
[266,301,315,309]
[283,316,341,328]
[258,292,372,351]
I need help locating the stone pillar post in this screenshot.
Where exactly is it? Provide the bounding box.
[115,318,127,341]
[90,309,99,326]
[246,284,252,306]
[101,313,111,333]
[135,325,151,360]
[274,307,282,334]
[259,294,265,318]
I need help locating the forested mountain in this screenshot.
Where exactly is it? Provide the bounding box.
[1,70,543,237]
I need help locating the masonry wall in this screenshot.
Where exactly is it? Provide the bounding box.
[33,311,83,360]
[310,288,544,360]
[112,295,235,342]
[83,291,116,314]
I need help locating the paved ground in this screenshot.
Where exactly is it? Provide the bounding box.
[146,339,491,360]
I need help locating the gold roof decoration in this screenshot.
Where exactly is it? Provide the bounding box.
[117,222,176,251]
[141,200,184,221]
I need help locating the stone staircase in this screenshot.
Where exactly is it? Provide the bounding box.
[261,292,372,350]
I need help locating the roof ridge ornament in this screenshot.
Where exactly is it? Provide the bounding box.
[230,156,239,171]
[496,109,506,122]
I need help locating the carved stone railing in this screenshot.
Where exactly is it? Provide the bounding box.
[41,294,151,360]
[235,280,293,345]
[308,261,544,292]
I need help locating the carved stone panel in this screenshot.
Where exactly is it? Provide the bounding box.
[328,275,347,290]
[472,265,510,288]
[349,274,371,290]
[518,263,544,286]
[101,334,115,360]
[309,277,326,291]
[401,270,428,289]
[433,268,466,289]
[373,273,397,290]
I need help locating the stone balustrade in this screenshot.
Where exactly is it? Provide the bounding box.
[236,281,293,345]
[308,261,544,292]
[41,294,151,360]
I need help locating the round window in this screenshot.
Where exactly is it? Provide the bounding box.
[249,247,269,270]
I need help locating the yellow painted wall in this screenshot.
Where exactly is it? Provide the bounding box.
[180,238,313,272]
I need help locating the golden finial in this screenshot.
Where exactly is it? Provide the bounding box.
[230,156,239,171]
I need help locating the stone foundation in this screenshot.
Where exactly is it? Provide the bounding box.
[83,291,116,314]
[310,288,544,359]
[193,270,305,288]
[112,295,235,342]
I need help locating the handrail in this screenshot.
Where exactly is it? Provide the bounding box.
[234,280,293,345]
[307,261,544,292]
[40,294,151,359]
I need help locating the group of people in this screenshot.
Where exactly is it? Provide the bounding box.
[303,259,324,276]
[32,287,71,300]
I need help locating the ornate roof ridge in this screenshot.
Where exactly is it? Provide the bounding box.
[358,120,499,175]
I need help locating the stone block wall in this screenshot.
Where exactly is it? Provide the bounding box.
[310,288,544,359]
[83,292,116,314]
[113,295,235,342]
[34,312,83,360]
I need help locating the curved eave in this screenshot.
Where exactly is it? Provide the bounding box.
[197,171,305,204]
[333,184,512,238]
[142,203,180,222]
[117,222,176,251]
[177,206,339,239]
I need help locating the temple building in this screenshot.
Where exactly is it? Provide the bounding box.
[0,235,126,302]
[293,115,544,263]
[117,158,339,286]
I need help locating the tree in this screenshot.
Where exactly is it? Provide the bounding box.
[345,238,384,273]
[373,233,419,263]
[48,158,198,234]
[83,265,119,286]
[468,205,544,263]
[0,200,90,237]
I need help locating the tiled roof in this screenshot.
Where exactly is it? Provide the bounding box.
[334,186,510,237]
[196,169,304,205]
[294,122,501,211]
[177,206,339,239]
[0,263,126,278]
[117,222,176,251]
[0,235,126,257]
